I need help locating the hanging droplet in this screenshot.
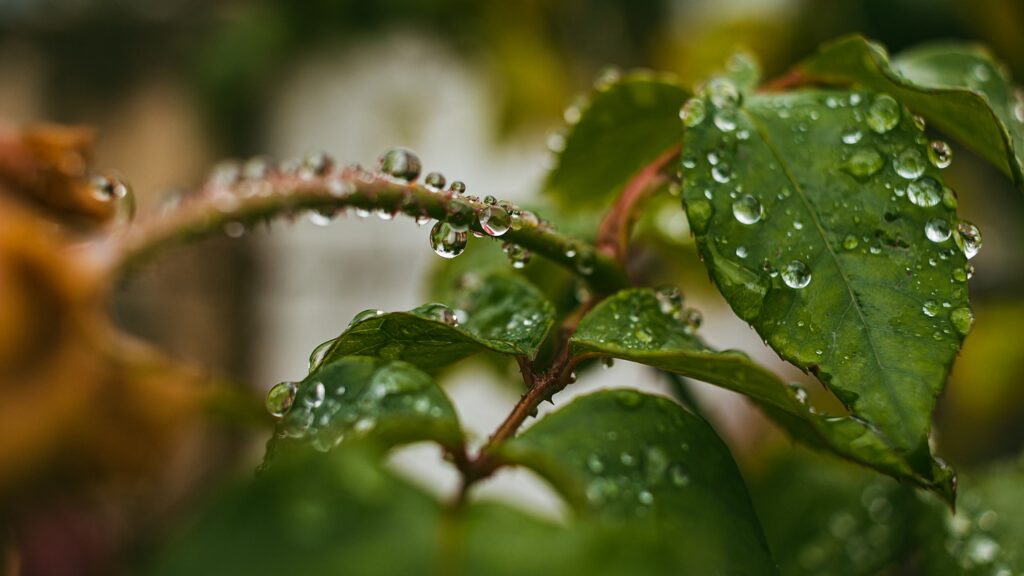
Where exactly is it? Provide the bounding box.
[844,148,883,178]
[424,171,446,191]
[349,309,385,327]
[480,205,511,236]
[655,286,683,316]
[954,220,982,259]
[503,243,531,269]
[266,381,298,418]
[894,148,926,179]
[867,94,900,133]
[446,199,475,232]
[430,222,468,259]
[680,98,706,127]
[223,221,246,238]
[782,260,812,289]
[308,209,334,227]
[950,307,974,336]
[907,177,941,207]
[927,141,953,168]
[732,195,764,225]
[377,148,421,183]
[925,218,952,243]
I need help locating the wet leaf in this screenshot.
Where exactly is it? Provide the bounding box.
[312,274,555,372]
[266,357,462,460]
[681,78,969,492]
[570,289,955,500]
[497,389,777,574]
[798,35,1024,191]
[543,72,689,210]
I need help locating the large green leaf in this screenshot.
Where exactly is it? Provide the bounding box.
[570,288,955,499]
[267,357,462,458]
[798,35,1024,191]
[916,456,1024,575]
[543,71,689,209]
[681,81,971,473]
[310,274,555,372]
[497,389,777,574]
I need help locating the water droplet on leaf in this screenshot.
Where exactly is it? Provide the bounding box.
[907,177,941,207]
[928,140,952,168]
[925,219,951,242]
[867,94,900,133]
[782,260,812,289]
[894,148,926,179]
[266,381,298,418]
[732,194,763,225]
[955,221,982,259]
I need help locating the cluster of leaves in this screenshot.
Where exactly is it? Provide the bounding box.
[4,33,1024,574]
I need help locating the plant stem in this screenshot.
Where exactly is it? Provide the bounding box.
[100,166,631,295]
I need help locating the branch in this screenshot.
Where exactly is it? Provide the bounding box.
[596,146,680,262]
[98,165,631,295]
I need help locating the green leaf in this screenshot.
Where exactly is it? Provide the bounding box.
[544,72,689,209]
[570,288,955,500]
[916,456,1024,575]
[681,84,971,477]
[311,274,556,372]
[268,357,462,458]
[798,35,1024,190]
[151,446,444,576]
[750,451,920,576]
[497,389,777,574]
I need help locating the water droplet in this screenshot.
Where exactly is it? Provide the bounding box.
[732,195,763,225]
[907,177,941,207]
[349,309,384,327]
[503,243,531,268]
[841,129,863,145]
[669,465,690,487]
[912,114,926,132]
[681,308,702,332]
[420,302,459,326]
[782,260,812,289]
[922,300,940,317]
[966,534,999,564]
[223,221,246,238]
[424,171,446,191]
[479,205,510,236]
[706,77,740,108]
[575,251,595,275]
[446,199,475,232]
[90,173,131,202]
[735,246,748,259]
[304,381,326,408]
[711,163,732,183]
[845,148,884,177]
[300,151,334,179]
[928,140,953,168]
[950,307,974,336]
[308,210,334,227]
[448,180,466,194]
[635,329,653,344]
[655,286,683,315]
[867,94,900,133]
[954,220,982,259]
[430,222,468,259]
[377,148,421,182]
[713,109,737,132]
[842,235,859,250]
[894,148,926,179]
[680,98,706,127]
[546,131,566,153]
[587,454,604,474]
[925,219,952,242]
[266,381,298,418]
[637,490,654,505]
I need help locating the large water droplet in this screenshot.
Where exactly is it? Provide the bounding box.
[782,260,812,289]
[928,140,952,168]
[420,302,459,326]
[266,381,298,418]
[925,218,951,242]
[377,148,421,182]
[480,205,510,236]
[680,98,706,127]
[845,148,883,178]
[430,222,468,258]
[867,94,900,133]
[732,195,763,225]
[950,307,974,336]
[907,177,941,207]
[894,148,926,179]
[955,220,982,259]
[424,171,446,191]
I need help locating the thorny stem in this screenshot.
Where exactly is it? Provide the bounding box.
[596,145,680,263]
[99,166,630,295]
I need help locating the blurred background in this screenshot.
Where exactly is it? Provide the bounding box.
[3,0,1024,573]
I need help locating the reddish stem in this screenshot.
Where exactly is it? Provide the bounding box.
[759,68,808,92]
